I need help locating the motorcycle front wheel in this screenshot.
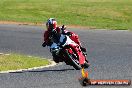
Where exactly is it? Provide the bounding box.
[65,48,82,70]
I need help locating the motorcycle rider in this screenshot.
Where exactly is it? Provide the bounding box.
[42,18,86,63]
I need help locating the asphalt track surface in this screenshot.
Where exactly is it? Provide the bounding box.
[0,24,132,88]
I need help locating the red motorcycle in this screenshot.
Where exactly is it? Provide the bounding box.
[50,33,90,70]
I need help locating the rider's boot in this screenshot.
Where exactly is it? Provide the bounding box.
[80,46,87,52]
[80,46,86,52]
[53,57,59,63]
[53,55,63,63]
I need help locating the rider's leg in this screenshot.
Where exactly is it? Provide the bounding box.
[50,43,61,63]
[69,33,86,52]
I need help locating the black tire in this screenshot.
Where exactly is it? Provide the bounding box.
[83,78,91,86]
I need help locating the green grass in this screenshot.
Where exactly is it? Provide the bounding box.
[0,0,132,29]
[0,53,50,71]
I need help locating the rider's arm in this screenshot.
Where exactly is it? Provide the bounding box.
[42,31,51,47]
[60,25,72,36]
[62,30,72,36]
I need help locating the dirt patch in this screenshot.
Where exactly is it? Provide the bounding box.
[0,21,43,26]
[0,21,96,29]
[66,25,96,29]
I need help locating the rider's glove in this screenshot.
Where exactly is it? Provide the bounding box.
[66,32,72,36]
[61,25,66,30]
[42,42,47,47]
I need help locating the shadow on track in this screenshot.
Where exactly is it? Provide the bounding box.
[9,68,75,73]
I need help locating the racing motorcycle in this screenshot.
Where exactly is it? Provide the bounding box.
[49,30,90,70]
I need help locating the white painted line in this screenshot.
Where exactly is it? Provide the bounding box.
[0,60,57,73]
[5,54,10,56]
[28,55,32,57]
[0,53,4,55]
